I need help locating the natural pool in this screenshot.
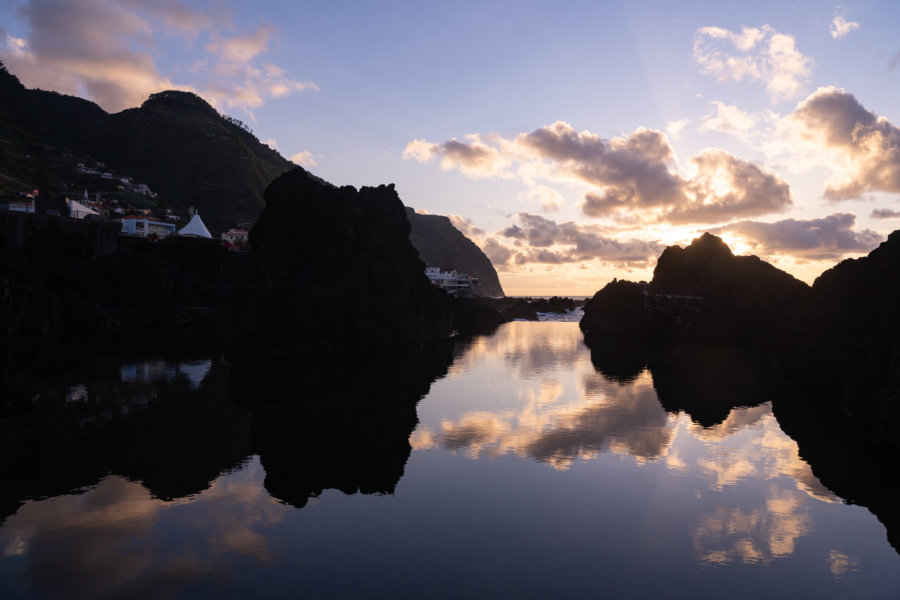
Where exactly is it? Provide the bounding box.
[1,321,898,599]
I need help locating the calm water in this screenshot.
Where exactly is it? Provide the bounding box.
[1,322,899,599]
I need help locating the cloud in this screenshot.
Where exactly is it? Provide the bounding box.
[491,213,663,267]
[871,208,900,219]
[673,149,792,224]
[711,213,882,260]
[406,120,792,225]
[447,214,485,237]
[666,119,690,141]
[830,10,860,39]
[693,24,812,102]
[0,0,315,115]
[403,135,511,177]
[700,101,758,133]
[786,87,900,200]
[290,150,318,167]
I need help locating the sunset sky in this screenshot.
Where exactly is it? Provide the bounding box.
[2,0,900,295]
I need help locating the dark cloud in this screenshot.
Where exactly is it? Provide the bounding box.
[790,87,900,200]
[441,139,497,167]
[481,238,514,266]
[712,213,882,260]
[871,208,900,219]
[497,213,662,266]
[406,120,792,225]
[0,0,313,114]
[523,122,687,215]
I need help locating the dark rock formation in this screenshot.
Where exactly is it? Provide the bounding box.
[405,207,504,297]
[231,167,503,365]
[480,296,582,321]
[783,231,900,446]
[580,233,809,350]
[581,229,900,547]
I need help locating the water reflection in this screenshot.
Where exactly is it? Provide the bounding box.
[414,322,844,568]
[693,485,814,565]
[1,323,898,598]
[0,356,251,521]
[0,458,283,600]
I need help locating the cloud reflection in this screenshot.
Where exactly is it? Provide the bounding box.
[416,322,838,516]
[693,485,812,565]
[0,457,284,600]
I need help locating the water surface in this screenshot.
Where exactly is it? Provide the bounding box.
[1,322,898,598]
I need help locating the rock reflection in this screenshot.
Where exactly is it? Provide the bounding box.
[0,357,251,521]
[230,343,454,507]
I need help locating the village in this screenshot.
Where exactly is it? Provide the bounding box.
[0,160,250,250]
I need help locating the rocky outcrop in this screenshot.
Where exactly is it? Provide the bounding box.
[581,229,900,448]
[405,207,504,297]
[580,233,809,350]
[787,231,900,446]
[231,167,502,365]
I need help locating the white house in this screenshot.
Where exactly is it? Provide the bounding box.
[424,267,478,293]
[120,215,177,238]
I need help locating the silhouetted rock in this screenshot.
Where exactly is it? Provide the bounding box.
[405,207,504,297]
[786,230,900,446]
[231,167,501,365]
[580,279,649,342]
[581,233,809,351]
[480,296,582,321]
[648,233,809,346]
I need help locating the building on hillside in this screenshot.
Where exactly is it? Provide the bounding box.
[7,198,34,213]
[221,228,249,245]
[424,267,479,294]
[119,215,177,238]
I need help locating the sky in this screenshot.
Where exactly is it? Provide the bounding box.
[2,0,900,295]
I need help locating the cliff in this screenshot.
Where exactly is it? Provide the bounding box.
[231,167,503,365]
[405,207,505,297]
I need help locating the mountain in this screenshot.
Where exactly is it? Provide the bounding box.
[405,207,504,297]
[1,61,295,235]
[0,61,107,197]
[81,90,294,234]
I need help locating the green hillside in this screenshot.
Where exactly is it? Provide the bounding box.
[82,91,294,234]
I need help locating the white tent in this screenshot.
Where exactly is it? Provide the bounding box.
[67,198,100,219]
[177,212,213,238]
